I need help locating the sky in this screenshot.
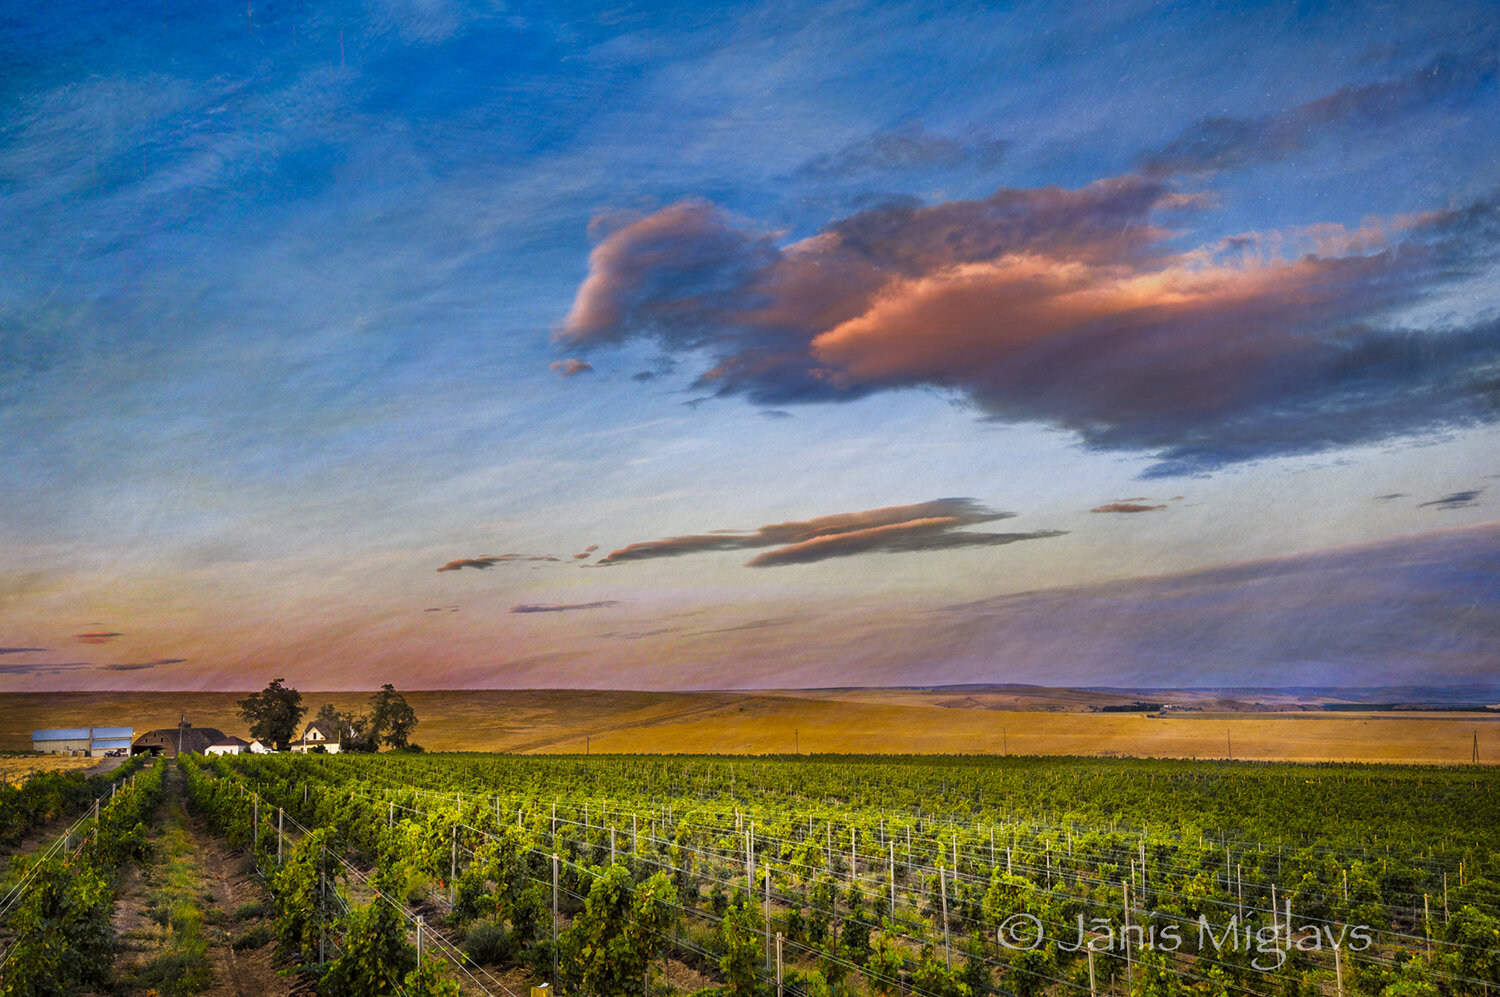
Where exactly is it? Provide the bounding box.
[1,0,1498,692]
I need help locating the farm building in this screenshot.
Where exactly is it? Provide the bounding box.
[32,726,136,757]
[290,720,342,753]
[205,736,250,756]
[248,739,275,754]
[132,718,227,757]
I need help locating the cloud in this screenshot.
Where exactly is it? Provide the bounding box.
[437,554,559,571]
[423,606,460,612]
[101,658,186,671]
[0,647,48,654]
[745,524,1064,567]
[1090,502,1168,513]
[596,498,1062,567]
[550,358,594,377]
[1139,52,1497,177]
[760,409,793,419]
[0,661,90,675]
[510,601,622,613]
[1374,493,1409,501]
[572,544,600,560]
[1418,489,1483,509]
[792,125,1007,180]
[556,178,1500,474]
[74,631,123,644]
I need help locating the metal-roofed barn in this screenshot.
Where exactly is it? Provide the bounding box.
[32,727,137,757]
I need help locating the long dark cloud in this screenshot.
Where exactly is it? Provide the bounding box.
[0,661,90,675]
[1139,52,1497,177]
[437,554,559,572]
[510,601,621,613]
[792,125,1007,180]
[0,647,48,654]
[74,631,123,644]
[556,176,1500,474]
[1418,489,1483,510]
[596,498,1062,567]
[102,658,186,671]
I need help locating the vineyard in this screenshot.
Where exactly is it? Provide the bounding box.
[1,753,1497,997]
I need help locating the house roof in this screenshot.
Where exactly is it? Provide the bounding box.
[304,720,340,739]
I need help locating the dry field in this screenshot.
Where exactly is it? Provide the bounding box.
[0,753,99,786]
[1,688,1495,764]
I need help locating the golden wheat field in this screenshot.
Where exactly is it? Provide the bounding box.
[1,689,1496,764]
[0,753,98,786]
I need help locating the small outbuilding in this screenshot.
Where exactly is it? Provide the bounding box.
[248,739,276,754]
[206,736,251,756]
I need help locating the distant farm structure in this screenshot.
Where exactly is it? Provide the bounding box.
[31,726,134,757]
[132,717,227,757]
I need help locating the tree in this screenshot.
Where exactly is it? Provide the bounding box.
[238,677,306,751]
[315,703,373,751]
[368,684,419,750]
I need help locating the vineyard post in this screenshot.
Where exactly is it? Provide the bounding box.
[889,842,895,919]
[952,832,957,875]
[319,845,326,964]
[1334,939,1344,997]
[254,796,259,847]
[1123,880,1132,987]
[1343,868,1348,901]
[906,824,912,875]
[989,827,994,869]
[1087,941,1097,997]
[277,808,283,865]
[611,826,616,865]
[1285,897,1292,952]
[451,824,457,906]
[851,827,857,885]
[1271,884,1278,942]
[1007,846,1012,876]
[389,801,393,827]
[552,853,560,990]
[1237,865,1244,920]
[827,823,832,873]
[634,814,638,855]
[416,914,424,969]
[1424,894,1431,961]
[552,802,557,845]
[776,932,784,997]
[764,863,771,971]
[940,864,950,969]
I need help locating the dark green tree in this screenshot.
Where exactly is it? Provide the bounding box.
[238,677,306,751]
[368,683,419,750]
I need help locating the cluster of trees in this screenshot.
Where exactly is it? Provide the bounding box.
[236,679,421,753]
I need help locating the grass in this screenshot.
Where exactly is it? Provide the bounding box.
[117,795,214,996]
[0,753,98,786]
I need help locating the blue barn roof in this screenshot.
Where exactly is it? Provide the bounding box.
[33,728,89,741]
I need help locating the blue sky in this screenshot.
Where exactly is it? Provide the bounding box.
[1,0,1497,691]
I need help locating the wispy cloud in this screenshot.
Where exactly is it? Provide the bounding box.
[1139,51,1497,177]
[1091,501,1167,513]
[550,358,594,377]
[437,554,560,572]
[1418,489,1483,509]
[102,657,186,671]
[597,498,1062,567]
[791,124,1007,180]
[510,601,622,613]
[74,631,123,644]
[0,647,48,654]
[556,177,1500,474]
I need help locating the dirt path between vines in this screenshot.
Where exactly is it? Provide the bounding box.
[95,764,308,997]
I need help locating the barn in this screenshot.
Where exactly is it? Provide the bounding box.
[132,719,227,757]
[32,726,137,757]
